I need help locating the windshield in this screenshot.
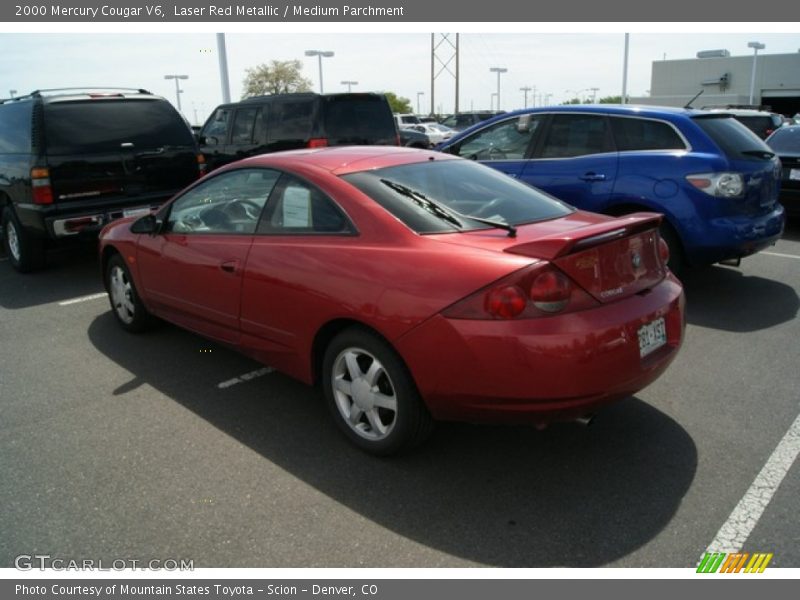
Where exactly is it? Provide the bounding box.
[694,115,775,160]
[44,99,194,154]
[342,158,573,234]
[767,128,800,154]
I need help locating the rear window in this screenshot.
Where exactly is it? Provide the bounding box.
[693,116,775,161]
[323,96,397,145]
[342,159,572,234]
[267,99,315,143]
[43,99,194,154]
[766,127,800,154]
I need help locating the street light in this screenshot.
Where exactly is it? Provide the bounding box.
[489,67,507,111]
[748,41,765,105]
[490,92,498,111]
[305,50,334,93]
[589,87,600,103]
[416,91,425,114]
[520,86,532,108]
[9,89,17,98]
[164,75,188,113]
[341,80,358,92]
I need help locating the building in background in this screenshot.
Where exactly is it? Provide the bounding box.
[631,50,800,115]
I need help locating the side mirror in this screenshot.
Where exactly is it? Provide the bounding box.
[130,214,159,234]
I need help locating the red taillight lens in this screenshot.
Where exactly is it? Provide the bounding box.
[196,154,207,177]
[307,138,328,148]
[485,286,527,319]
[529,270,572,313]
[658,238,670,264]
[443,263,598,320]
[31,168,53,205]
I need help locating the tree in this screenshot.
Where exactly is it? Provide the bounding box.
[382,92,413,114]
[561,97,581,105]
[599,95,624,104]
[241,60,313,98]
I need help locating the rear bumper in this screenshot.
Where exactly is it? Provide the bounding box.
[14,192,172,240]
[682,204,785,265]
[394,275,685,424]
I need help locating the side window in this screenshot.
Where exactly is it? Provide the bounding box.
[267,100,315,142]
[258,175,354,235]
[610,117,686,151]
[0,102,33,153]
[253,107,267,143]
[540,114,611,158]
[166,168,280,234]
[201,108,232,145]
[230,108,259,144]
[456,115,542,160]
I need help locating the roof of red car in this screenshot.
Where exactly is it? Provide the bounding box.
[236,145,460,176]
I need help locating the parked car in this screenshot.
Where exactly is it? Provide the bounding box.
[437,105,785,271]
[99,146,684,455]
[399,128,432,148]
[394,113,421,129]
[198,93,398,172]
[0,88,204,272]
[766,125,800,217]
[704,108,784,140]
[440,111,504,131]
[407,123,453,144]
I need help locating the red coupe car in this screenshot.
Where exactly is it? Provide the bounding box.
[99,146,685,455]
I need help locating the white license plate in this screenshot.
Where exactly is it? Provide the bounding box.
[790,169,800,181]
[123,207,151,219]
[638,317,667,358]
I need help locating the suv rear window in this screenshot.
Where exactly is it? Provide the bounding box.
[323,96,396,145]
[693,116,775,161]
[43,99,194,154]
[733,115,781,139]
[766,127,800,154]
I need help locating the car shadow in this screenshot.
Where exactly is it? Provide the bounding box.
[680,265,799,332]
[0,244,105,310]
[781,217,800,242]
[88,312,697,567]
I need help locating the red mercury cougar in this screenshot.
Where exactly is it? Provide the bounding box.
[99,146,685,455]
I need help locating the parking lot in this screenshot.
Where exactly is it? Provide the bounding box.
[1,221,799,568]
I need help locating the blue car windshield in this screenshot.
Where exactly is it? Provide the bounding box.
[342,158,573,234]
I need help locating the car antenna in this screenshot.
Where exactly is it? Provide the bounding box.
[684,89,704,109]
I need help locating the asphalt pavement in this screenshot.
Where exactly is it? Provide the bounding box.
[1,223,798,568]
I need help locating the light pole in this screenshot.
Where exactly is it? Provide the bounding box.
[589,87,600,103]
[164,75,188,113]
[489,67,507,111]
[490,92,498,111]
[305,50,334,93]
[520,86,532,108]
[621,33,630,104]
[416,92,425,114]
[748,41,765,106]
[341,80,358,92]
[9,90,17,98]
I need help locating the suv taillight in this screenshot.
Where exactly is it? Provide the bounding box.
[307,138,328,148]
[31,167,53,205]
[443,263,598,320]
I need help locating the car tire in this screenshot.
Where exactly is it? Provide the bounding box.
[322,327,434,456]
[105,253,153,333]
[2,206,46,273]
[659,221,686,276]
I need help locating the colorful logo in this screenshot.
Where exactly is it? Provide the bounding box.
[697,552,773,573]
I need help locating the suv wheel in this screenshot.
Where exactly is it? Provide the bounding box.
[2,206,46,272]
[322,328,434,456]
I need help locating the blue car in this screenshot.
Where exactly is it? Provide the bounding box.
[437,105,785,270]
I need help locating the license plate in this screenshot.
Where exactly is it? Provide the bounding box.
[123,207,151,219]
[638,317,666,358]
[790,169,800,181]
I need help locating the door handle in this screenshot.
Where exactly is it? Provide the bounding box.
[580,172,607,182]
[220,260,239,274]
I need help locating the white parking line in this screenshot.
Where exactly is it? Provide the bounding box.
[705,411,800,554]
[762,251,800,260]
[217,367,274,389]
[58,292,108,306]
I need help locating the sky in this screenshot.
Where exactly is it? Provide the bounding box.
[1,31,799,125]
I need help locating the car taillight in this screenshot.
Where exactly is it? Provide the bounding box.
[31,167,53,205]
[686,172,744,198]
[307,138,328,148]
[443,263,598,320]
[196,154,207,177]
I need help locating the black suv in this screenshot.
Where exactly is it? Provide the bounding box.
[0,88,203,272]
[198,92,398,171]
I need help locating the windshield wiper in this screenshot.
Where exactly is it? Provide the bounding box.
[379,179,517,237]
[741,149,775,159]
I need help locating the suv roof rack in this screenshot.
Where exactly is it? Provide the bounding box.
[30,87,153,97]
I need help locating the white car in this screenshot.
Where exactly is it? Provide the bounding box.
[407,123,454,144]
